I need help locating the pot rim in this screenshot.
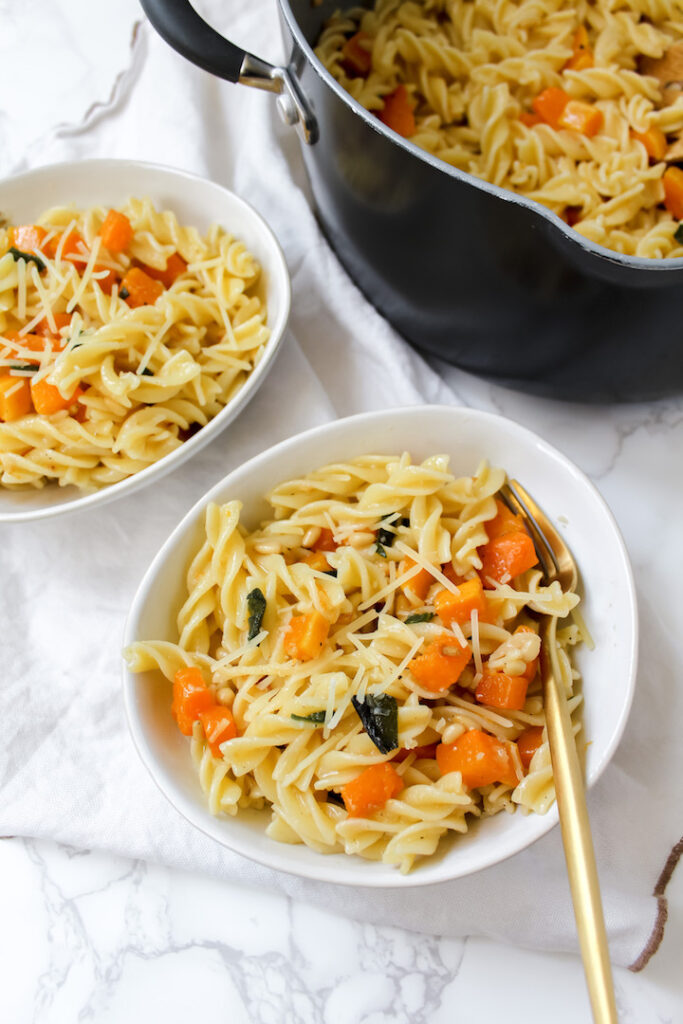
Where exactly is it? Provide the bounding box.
[280,0,683,275]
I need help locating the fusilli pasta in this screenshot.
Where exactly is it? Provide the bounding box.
[126,453,584,873]
[315,0,683,257]
[0,198,269,489]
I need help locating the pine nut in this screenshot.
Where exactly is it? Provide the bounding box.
[253,540,282,554]
[443,722,465,744]
[302,526,321,547]
[217,687,235,707]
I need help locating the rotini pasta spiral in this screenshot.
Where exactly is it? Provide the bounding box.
[0,198,269,490]
[316,0,683,257]
[125,453,585,873]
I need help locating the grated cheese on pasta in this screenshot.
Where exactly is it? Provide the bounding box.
[126,453,585,873]
[0,198,269,491]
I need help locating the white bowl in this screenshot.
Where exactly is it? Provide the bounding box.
[0,159,290,522]
[123,405,638,887]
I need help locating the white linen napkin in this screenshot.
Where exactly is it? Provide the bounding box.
[1,0,679,970]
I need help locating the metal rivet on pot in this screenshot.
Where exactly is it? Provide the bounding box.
[276,93,298,127]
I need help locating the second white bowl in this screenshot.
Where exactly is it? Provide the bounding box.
[122,405,638,888]
[0,159,290,522]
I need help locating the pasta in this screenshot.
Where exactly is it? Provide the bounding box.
[0,199,269,489]
[315,0,683,257]
[126,453,585,873]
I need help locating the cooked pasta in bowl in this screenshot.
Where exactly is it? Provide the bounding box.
[0,160,290,521]
[122,405,637,886]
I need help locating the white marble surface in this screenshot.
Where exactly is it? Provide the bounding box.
[3,375,682,1023]
[2,1,683,1021]
[1,821,682,1022]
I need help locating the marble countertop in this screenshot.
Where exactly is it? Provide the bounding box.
[3,377,682,1024]
[2,750,682,1024]
[2,2,682,1021]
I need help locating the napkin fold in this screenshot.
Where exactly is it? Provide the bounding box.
[2,0,680,971]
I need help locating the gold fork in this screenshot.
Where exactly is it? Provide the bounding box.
[501,480,618,1024]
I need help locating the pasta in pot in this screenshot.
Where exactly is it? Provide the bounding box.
[0,199,269,490]
[315,0,683,258]
[125,453,585,874]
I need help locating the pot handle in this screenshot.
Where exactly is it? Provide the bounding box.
[140,0,318,143]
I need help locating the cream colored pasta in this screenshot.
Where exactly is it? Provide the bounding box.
[0,198,269,489]
[126,454,584,873]
[316,0,683,257]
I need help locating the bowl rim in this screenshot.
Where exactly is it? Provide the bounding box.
[0,158,291,523]
[122,404,639,888]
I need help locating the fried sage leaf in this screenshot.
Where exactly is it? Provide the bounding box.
[246,587,266,641]
[9,246,46,271]
[405,612,434,624]
[291,711,326,724]
[351,693,398,754]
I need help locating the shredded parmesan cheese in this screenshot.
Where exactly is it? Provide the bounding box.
[328,666,364,730]
[16,256,27,321]
[332,608,378,641]
[509,741,524,783]
[372,632,425,695]
[3,379,24,398]
[358,562,422,611]
[323,675,336,731]
[470,608,483,683]
[394,540,462,596]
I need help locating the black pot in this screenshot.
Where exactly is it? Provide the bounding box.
[141,0,683,401]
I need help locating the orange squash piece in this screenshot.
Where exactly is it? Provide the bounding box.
[663,167,683,220]
[485,498,524,540]
[400,557,433,600]
[341,762,403,817]
[519,111,543,127]
[558,99,603,137]
[99,209,133,253]
[565,26,593,71]
[441,562,466,586]
[121,266,164,308]
[408,633,471,693]
[5,332,63,365]
[171,666,215,736]
[433,577,487,627]
[303,551,331,572]
[341,31,372,78]
[139,252,188,289]
[478,531,538,586]
[562,205,583,227]
[379,85,415,138]
[436,729,518,788]
[30,376,84,416]
[45,230,87,264]
[0,376,32,421]
[631,127,667,161]
[517,726,545,771]
[199,705,238,757]
[475,671,529,711]
[8,225,47,252]
[311,527,338,552]
[35,312,72,336]
[284,610,330,661]
[92,265,119,295]
[532,87,570,130]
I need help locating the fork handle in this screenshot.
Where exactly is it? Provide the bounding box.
[542,618,618,1024]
